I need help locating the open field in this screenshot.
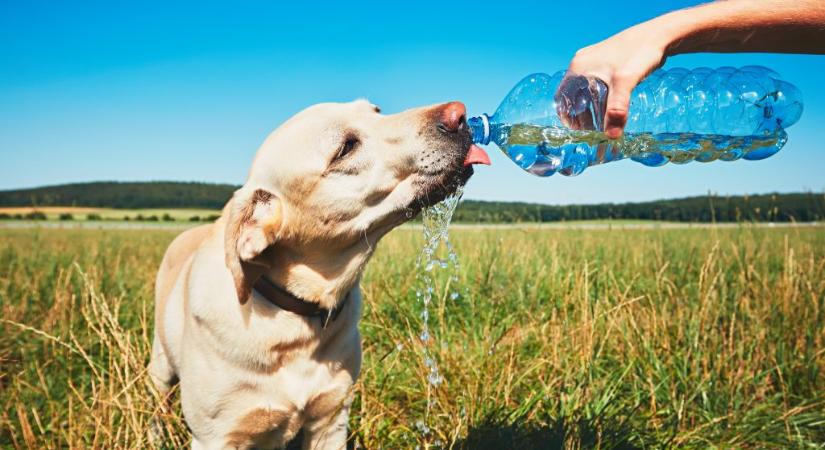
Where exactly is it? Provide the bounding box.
[0,208,685,226]
[3,219,824,232]
[1,226,824,448]
[0,208,684,227]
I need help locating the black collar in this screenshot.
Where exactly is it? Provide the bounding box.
[252,275,348,328]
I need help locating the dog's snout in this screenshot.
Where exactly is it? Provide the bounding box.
[437,101,466,133]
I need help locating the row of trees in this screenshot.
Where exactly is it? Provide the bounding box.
[0,181,236,209]
[1,182,823,223]
[0,212,221,222]
[453,192,825,223]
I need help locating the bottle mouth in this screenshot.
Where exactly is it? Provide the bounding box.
[468,114,491,145]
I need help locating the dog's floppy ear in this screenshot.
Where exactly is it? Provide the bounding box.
[224,188,282,304]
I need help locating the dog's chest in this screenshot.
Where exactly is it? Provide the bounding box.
[225,359,348,447]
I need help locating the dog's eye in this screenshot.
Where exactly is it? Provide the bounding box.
[335,136,360,161]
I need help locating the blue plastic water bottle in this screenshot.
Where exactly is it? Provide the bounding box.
[468,66,803,177]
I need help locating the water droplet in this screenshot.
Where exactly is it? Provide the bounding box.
[415,419,430,434]
[411,186,465,430]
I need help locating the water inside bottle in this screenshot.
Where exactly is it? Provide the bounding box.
[413,185,464,448]
[497,123,788,177]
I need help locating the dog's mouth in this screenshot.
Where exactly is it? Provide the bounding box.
[413,165,473,211]
[408,128,490,213]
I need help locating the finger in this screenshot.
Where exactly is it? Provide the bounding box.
[604,73,638,139]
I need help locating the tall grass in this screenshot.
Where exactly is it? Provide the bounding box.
[1,226,823,449]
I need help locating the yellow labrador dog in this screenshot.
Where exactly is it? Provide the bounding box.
[149,99,490,449]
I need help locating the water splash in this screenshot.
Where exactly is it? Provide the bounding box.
[413,184,464,448]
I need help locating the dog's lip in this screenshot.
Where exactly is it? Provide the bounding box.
[408,164,473,212]
[404,126,477,212]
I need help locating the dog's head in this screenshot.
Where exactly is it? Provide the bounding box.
[224,100,487,305]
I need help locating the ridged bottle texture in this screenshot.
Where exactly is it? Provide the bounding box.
[469,66,803,177]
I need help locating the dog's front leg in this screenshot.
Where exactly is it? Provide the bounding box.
[148,335,178,445]
[301,405,349,450]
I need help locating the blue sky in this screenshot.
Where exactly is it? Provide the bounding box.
[2,0,824,204]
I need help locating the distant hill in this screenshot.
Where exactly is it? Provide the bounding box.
[0,181,823,223]
[0,181,237,209]
[455,193,825,223]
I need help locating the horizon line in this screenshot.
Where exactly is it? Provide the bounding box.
[1,179,822,208]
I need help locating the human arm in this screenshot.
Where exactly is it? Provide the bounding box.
[564,0,825,138]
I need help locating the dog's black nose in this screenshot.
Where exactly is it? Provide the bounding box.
[437,101,466,133]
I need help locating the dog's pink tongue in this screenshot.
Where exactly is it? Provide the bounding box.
[463,144,491,166]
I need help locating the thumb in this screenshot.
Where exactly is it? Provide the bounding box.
[604,74,638,139]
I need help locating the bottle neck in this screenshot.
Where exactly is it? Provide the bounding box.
[468,114,491,145]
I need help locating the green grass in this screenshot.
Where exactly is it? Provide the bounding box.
[1,226,824,448]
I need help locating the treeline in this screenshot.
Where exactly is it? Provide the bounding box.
[0,182,823,223]
[0,181,236,209]
[0,211,222,222]
[455,193,825,223]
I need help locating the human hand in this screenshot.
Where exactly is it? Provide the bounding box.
[558,0,825,138]
[561,21,670,139]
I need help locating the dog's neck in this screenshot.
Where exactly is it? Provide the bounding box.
[261,241,374,311]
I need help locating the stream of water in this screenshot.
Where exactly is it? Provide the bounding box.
[413,185,464,449]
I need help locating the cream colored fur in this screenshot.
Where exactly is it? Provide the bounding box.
[149,100,472,449]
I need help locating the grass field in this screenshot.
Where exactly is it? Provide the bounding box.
[0,207,676,226]
[1,225,824,449]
